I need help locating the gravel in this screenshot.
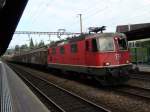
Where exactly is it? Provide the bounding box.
[128,78,150,89]
[13,65,150,112]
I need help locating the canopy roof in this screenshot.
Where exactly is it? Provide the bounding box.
[0,0,28,56]
[116,23,150,41]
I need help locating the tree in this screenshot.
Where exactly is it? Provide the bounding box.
[20,44,28,49]
[34,41,38,48]
[14,45,20,51]
[29,38,34,49]
[38,40,45,47]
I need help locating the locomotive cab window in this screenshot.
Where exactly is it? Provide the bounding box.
[71,44,78,53]
[97,37,114,51]
[92,38,98,52]
[60,46,65,54]
[118,37,127,50]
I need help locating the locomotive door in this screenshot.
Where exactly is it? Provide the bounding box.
[85,40,90,65]
[115,36,129,65]
[85,39,96,66]
[114,37,121,65]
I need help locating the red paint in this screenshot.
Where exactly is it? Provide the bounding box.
[47,33,131,68]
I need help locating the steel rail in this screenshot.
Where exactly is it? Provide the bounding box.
[11,65,65,112]
[114,85,150,101]
[10,64,111,112]
[130,72,150,81]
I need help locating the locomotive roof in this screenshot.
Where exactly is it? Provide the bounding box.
[49,32,124,47]
[28,46,47,53]
[89,32,124,37]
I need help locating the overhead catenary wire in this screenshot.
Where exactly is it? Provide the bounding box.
[15,0,150,38]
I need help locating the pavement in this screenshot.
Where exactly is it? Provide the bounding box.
[133,64,150,72]
[0,61,50,112]
[138,64,150,72]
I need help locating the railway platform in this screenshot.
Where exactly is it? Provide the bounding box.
[0,61,49,112]
[134,64,150,72]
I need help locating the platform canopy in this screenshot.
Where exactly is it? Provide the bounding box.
[0,0,28,56]
[116,23,150,41]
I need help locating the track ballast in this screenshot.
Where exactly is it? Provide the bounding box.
[10,64,110,112]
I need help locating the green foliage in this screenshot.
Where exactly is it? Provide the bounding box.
[14,45,20,51]
[20,44,28,49]
[29,38,34,48]
[38,40,45,47]
[34,41,38,48]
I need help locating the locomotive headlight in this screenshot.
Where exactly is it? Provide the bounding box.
[105,62,110,66]
[114,37,118,40]
[126,60,130,64]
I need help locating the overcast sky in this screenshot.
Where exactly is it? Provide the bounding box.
[9,0,150,48]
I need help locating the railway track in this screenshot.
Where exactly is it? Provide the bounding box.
[130,72,150,81]
[114,85,150,101]
[122,72,150,100]
[9,64,111,112]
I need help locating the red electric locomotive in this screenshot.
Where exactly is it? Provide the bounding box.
[47,27,132,85]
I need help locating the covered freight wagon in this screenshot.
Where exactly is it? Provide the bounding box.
[12,46,48,66]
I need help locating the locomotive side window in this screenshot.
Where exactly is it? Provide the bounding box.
[71,44,78,53]
[92,38,98,52]
[118,38,127,50]
[60,46,65,54]
[52,48,56,54]
[85,41,89,51]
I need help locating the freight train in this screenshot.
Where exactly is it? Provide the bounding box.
[10,28,132,85]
